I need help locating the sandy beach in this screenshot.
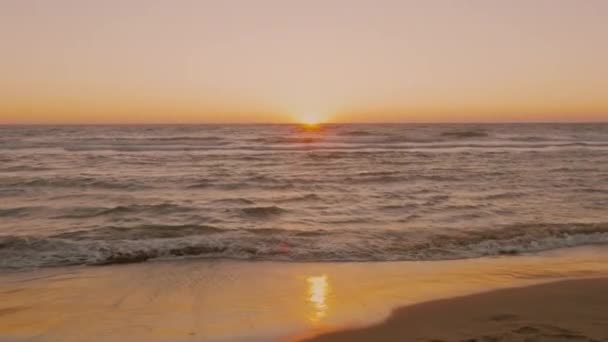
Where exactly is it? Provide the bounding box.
[303,278,608,342]
[1,246,608,341]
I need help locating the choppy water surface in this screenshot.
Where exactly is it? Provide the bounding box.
[0,123,607,268]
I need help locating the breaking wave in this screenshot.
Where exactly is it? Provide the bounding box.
[1,222,608,268]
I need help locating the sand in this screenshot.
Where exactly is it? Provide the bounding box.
[303,278,608,342]
[1,246,608,341]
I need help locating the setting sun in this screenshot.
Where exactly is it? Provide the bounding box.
[296,112,325,125]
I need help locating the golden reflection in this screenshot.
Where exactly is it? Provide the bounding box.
[299,123,323,133]
[307,275,329,322]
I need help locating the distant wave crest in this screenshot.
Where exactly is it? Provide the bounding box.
[440,130,489,139]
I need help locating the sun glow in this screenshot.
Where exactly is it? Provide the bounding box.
[296,112,325,125]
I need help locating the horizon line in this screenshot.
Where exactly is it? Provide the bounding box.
[1,120,607,126]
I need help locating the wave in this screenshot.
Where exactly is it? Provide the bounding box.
[239,206,286,218]
[188,180,295,191]
[380,135,439,144]
[250,136,324,145]
[441,130,489,139]
[2,222,608,268]
[54,204,194,219]
[186,179,213,189]
[62,145,219,152]
[210,198,255,205]
[9,138,608,153]
[2,204,198,220]
[338,130,375,136]
[0,165,53,172]
[346,174,460,184]
[275,193,321,203]
[52,224,224,240]
[508,136,554,142]
[0,188,26,197]
[0,207,43,218]
[65,136,226,144]
[478,191,528,201]
[144,136,224,142]
[51,141,608,153]
[574,188,608,195]
[5,177,148,190]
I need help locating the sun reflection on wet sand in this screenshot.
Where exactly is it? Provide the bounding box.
[307,275,329,322]
[3,248,608,341]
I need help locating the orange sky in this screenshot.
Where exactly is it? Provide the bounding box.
[1,0,607,124]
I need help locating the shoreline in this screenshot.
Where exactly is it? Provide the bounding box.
[302,277,608,342]
[1,246,608,341]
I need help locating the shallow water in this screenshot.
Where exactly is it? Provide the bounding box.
[0,123,607,267]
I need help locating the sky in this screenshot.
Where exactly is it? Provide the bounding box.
[1,0,607,124]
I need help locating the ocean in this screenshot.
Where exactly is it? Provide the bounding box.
[1,123,607,269]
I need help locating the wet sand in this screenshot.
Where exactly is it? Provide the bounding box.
[1,246,608,341]
[303,278,608,342]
